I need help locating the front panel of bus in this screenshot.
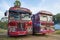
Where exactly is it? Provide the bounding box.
[32,14,54,35]
[8,10,32,36]
[40,14,54,34]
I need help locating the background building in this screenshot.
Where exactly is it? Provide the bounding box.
[1,17,8,22]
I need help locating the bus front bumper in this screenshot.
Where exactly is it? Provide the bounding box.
[8,31,27,36]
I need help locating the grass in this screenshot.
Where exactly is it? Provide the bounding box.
[0,29,19,40]
[0,37,22,40]
[0,35,29,40]
[1,28,60,40]
[0,28,27,40]
[0,28,7,33]
[0,37,19,40]
[55,30,60,34]
[0,28,26,40]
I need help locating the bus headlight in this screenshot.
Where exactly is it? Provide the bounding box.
[9,26,16,32]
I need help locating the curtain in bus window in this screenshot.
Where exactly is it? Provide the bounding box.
[40,15,47,21]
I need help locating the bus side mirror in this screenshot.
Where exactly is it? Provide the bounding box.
[4,12,7,16]
[4,10,8,16]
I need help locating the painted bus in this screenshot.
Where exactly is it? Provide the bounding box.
[32,10,55,35]
[5,0,32,36]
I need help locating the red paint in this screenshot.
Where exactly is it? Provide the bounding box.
[9,31,27,36]
[8,21,17,26]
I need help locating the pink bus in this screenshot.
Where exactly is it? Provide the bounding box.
[32,10,55,35]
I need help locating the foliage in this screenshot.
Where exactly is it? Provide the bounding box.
[55,30,60,34]
[0,21,8,29]
[0,28,7,33]
[53,13,60,24]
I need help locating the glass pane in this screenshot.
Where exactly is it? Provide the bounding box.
[48,16,52,21]
[9,12,20,20]
[40,15,47,21]
[21,13,31,20]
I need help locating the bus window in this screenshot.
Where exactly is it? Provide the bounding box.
[40,15,47,21]
[9,12,20,20]
[47,16,52,22]
[21,13,31,20]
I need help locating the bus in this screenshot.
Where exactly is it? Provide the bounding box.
[5,0,32,36]
[32,10,54,35]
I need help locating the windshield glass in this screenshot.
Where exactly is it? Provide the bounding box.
[40,15,47,21]
[9,12,20,20]
[47,16,52,22]
[21,13,31,20]
[9,11,31,20]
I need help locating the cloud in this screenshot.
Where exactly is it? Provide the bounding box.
[0,0,60,19]
[52,3,60,14]
[41,0,46,3]
[0,1,10,19]
[21,1,41,14]
[0,1,10,10]
[34,0,60,15]
[53,3,60,9]
[21,0,53,14]
[0,10,4,19]
[0,10,3,13]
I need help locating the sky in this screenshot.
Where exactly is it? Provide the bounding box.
[0,0,60,19]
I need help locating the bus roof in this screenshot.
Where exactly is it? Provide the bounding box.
[37,10,53,16]
[9,7,32,14]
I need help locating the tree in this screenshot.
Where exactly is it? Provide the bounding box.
[0,21,8,29]
[53,13,60,24]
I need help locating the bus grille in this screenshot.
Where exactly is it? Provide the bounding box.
[17,23,25,31]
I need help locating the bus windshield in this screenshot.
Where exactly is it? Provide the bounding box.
[9,11,31,20]
[40,15,47,21]
[9,12,20,20]
[47,16,52,22]
[21,13,31,20]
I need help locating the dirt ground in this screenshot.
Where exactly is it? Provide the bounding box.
[0,33,60,40]
[18,34,60,40]
[0,30,60,40]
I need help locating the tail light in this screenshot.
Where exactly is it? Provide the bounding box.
[40,29,47,33]
[50,28,55,32]
[29,21,32,24]
[25,21,32,32]
[28,21,32,26]
[25,21,32,26]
